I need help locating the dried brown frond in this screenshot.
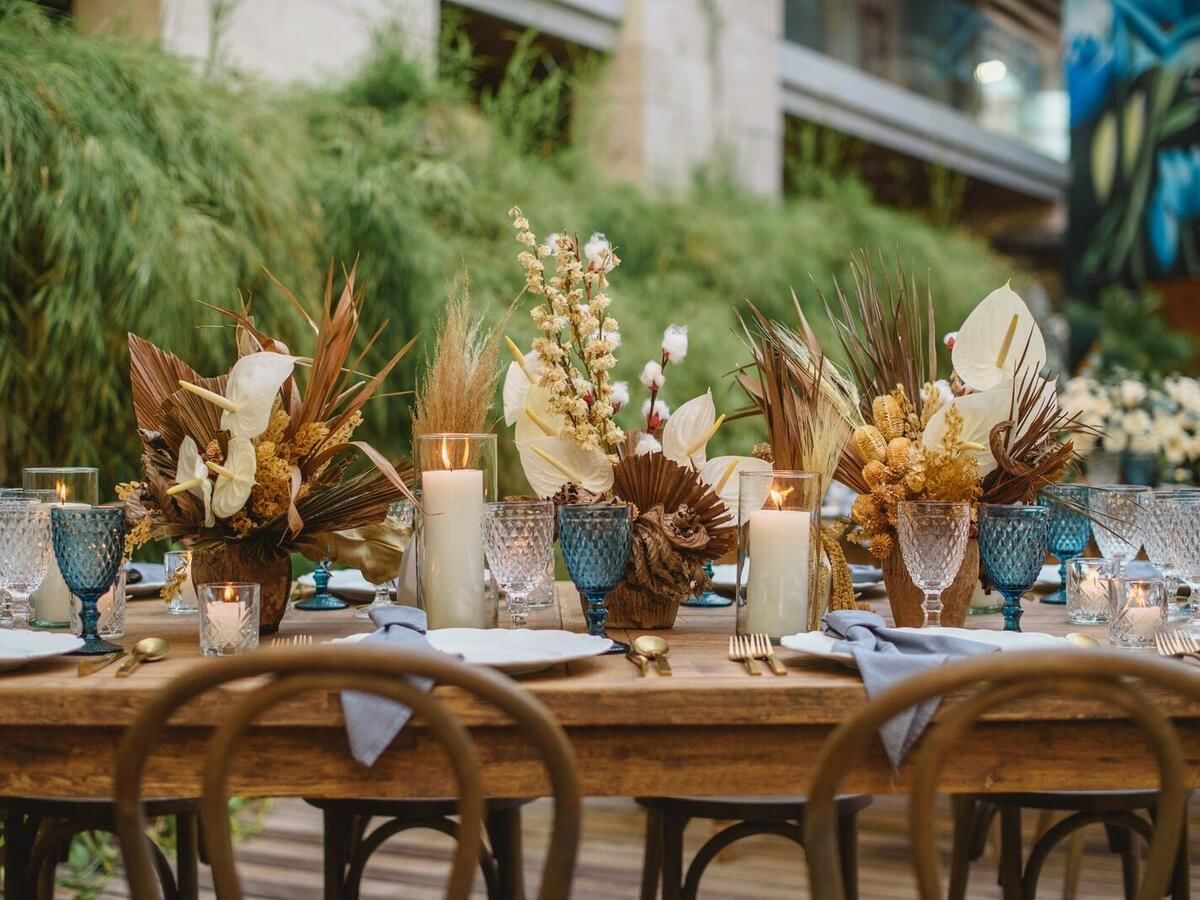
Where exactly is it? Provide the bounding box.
[412,274,509,436]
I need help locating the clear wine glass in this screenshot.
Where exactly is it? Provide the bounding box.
[897,501,972,628]
[482,501,555,628]
[356,499,416,619]
[1164,493,1200,630]
[1087,485,1151,575]
[0,496,54,629]
[1144,487,1200,617]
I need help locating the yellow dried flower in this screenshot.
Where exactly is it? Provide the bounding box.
[202,440,223,463]
[752,442,774,463]
[248,441,292,523]
[229,512,256,537]
[261,408,290,446]
[115,482,140,502]
[886,437,912,470]
[160,561,187,604]
[872,394,905,441]
[853,425,887,463]
[868,532,895,559]
[123,515,152,560]
[291,421,331,461]
[851,493,880,527]
[863,459,888,488]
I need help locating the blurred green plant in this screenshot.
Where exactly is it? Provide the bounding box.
[1066,286,1197,380]
[0,2,1016,497]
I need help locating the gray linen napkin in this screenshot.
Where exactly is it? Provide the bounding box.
[823,610,1000,769]
[341,606,436,767]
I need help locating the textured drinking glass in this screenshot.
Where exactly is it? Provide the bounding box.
[1088,485,1150,574]
[1144,487,1200,618]
[1037,485,1092,606]
[1067,557,1113,625]
[1108,577,1167,650]
[198,583,261,656]
[558,504,632,654]
[50,506,125,655]
[897,501,971,628]
[1164,493,1200,628]
[0,499,53,629]
[356,499,416,619]
[978,504,1049,633]
[483,501,555,628]
[164,550,199,615]
[71,568,126,639]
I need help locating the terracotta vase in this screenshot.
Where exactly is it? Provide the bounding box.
[581,582,682,630]
[881,538,980,628]
[190,544,293,636]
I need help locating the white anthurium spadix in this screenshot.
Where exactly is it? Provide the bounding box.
[951,283,1046,392]
[921,386,1011,476]
[518,436,614,498]
[165,436,214,527]
[700,455,773,516]
[514,383,567,443]
[662,390,724,469]
[178,351,297,440]
[209,436,257,519]
[502,337,542,427]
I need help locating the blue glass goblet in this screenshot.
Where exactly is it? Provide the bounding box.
[51,506,126,655]
[295,558,348,611]
[978,504,1049,633]
[682,560,731,607]
[558,504,632,655]
[1037,485,1092,605]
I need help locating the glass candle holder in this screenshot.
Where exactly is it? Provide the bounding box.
[198,582,261,656]
[1108,576,1168,650]
[164,550,199,615]
[24,468,98,629]
[735,471,821,639]
[414,433,497,629]
[1067,557,1114,624]
[71,567,126,639]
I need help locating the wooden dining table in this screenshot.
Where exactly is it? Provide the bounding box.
[1,583,1198,803]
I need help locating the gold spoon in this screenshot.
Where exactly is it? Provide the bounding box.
[1065,632,1101,649]
[115,637,170,678]
[633,635,672,676]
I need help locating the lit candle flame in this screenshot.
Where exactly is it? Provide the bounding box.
[768,487,793,510]
[440,440,453,470]
[222,584,236,603]
[55,481,68,504]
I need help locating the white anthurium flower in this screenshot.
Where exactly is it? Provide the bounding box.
[700,455,772,515]
[501,339,542,426]
[951,283,1046,391]
[921,386,1012,476]
[514,383,566,443]
[178,351,297,440]
[209,437,256,519]
[166,436,214,527]
[662,390,724,468]
[518,436,614,498]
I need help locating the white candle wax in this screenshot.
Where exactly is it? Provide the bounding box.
[1124,606,1162,637]
[206,599,245,645]
[1081,571,1109,612]
[745,508,811,637]
[420,468,486,628]
[33,501,89,624]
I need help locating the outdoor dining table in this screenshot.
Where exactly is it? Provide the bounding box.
[0,586,1198,802]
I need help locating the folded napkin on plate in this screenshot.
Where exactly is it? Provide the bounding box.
[823,610,1000,769]
[341,606,436,767]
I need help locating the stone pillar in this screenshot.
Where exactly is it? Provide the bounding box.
[591,0,782,196]
[158,0,439,82]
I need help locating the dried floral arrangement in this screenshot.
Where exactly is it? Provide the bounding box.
[746,253,1078,561]
[120,266,416,574]
[503,208,766,621]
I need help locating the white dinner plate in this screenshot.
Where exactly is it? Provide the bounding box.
[0,631,84,672]
[780,628,1071,669]
[711,563,884,594]
[124,562,166,598]
[330,628,612,675]
[298,568,389,604]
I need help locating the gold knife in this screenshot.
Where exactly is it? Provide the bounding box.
[77,651,126,677]
[625,650,649,676]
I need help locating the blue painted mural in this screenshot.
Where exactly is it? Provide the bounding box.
[1066,0,1200,288]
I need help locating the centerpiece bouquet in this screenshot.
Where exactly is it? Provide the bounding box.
[120,267,415,633]
[502,208,762,628]
[744,254,1079,626]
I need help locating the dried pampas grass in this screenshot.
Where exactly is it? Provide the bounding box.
[412,275,509,436]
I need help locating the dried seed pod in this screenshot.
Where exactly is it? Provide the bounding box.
[905,470,927,493]
[853,425,887,463]
[868,532,895,559]
[851,493,877,526]
[873,394,905,440]
[863,459,888,488]
[886,437,912,470]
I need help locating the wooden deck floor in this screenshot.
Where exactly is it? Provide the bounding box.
[91,795,1200,898]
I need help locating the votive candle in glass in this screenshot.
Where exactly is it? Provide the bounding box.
[198,582,260,656]
[1108,576,1167,650]
[165,550,199,615]
[735,470,821,639]
[414,433,497,629]
[23,467,99,628]
[1067,557,1113,625]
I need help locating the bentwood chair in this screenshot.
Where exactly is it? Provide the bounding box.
[804,650,1197,900]
[112,646,582,900]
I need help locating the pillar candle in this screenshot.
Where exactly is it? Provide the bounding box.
[33,501,90,626]
[420,468,486,628]
[744,507,811,637]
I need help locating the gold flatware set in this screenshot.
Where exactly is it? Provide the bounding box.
[1156,629,1200,661]
[728,634,787,676]
[78,636,170,678]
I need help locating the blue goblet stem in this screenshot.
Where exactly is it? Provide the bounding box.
[77,591,122,655]
[1041,557,1071,606]
[1000,589,1024,632]
[584,590,629,654]
[295,559,349,611]
[682,560,732,608]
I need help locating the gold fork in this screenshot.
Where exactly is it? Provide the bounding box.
[1156,629,1200,661]
[272,634,313,648]
[751,634,787,676]
[728,635,760,676]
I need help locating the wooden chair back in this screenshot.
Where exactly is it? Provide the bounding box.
[112,646,581,900]
[804,650,1197,900]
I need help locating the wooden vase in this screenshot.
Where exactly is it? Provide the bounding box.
[581,582,682,630]
[881,538,980,628]
[190,544,293,636]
